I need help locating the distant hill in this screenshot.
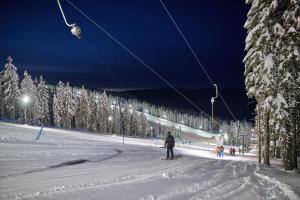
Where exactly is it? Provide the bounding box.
[108,87,255,121]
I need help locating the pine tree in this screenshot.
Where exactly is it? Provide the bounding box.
[53,93,61,127]
[276,0,300,170]
[0,69,3,118]
[21,70,39,123]
[75,86,90,130]
[112,105,120,134]
[139,113,148,137]
[98,91,110,133]
[37,76,50,124]
[245,0,300,169]
[63,82,74,128]
[130,110,139,136]
[89,92,99,132]
[56,81,74,129]
[1,57,20,119]
[120,104,130,136]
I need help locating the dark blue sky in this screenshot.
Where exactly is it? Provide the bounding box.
[0,0,249,90]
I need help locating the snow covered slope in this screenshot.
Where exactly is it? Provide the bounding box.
[0,122,299,200]
[144,112,219,139]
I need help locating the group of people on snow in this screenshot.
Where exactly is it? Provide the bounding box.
[164,131,242,160]
[216,145,225,157]
[229,146,236,156]
[216,146,239,157]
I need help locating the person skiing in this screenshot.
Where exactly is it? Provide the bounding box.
[164,131,175,160]
[216,146,220,157]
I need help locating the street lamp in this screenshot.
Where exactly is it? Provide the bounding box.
[201,111,204,130]
[108,116,113,133]
[224,133,228,143]
[241,134,245,155]
[95,95,99,103]
[211,84,218,131]
[211,97,215,130]
[22,95,30,124]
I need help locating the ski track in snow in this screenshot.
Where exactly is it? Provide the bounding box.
[0,122,299,200]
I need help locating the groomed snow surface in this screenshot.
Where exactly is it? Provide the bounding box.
[0,122,299,200]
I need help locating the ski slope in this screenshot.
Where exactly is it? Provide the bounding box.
[143,112,219,139]
[0,122,299,200]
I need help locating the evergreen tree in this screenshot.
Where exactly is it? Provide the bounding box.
[53,93,61,127]
[37,76,50,124]
[130,110,139,136]
[120,104,130,136]
[98,91,110,133]
[56,81,74,129]
[21,70,39,123]
[245,0,300,169]
[89,92,99,132]
[75,86,90,130]
[277,0,300,170]
[139,113,148,137]
[1,57,20,119]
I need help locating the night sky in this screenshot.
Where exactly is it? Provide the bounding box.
[0,0,250,91]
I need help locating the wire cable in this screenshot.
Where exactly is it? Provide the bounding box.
[57,0,74,27]
[159,0,238,122]
[81,38,135,101]
[65,0,217,123]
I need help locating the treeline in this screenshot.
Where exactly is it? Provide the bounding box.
[244,0,300,170]
[0,56,252,147]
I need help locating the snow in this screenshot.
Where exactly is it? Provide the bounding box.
[287,27,296,33]
[264,54,274,75]
[254,165,299,200]
[0,122,299,200]
[270,0,278,11]
[143,112,218,139]
[273,23,284,36]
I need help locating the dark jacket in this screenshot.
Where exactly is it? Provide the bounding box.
[165,134,175,148]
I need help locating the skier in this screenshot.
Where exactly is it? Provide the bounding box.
[164,131,175,160]
[232,147,236,156]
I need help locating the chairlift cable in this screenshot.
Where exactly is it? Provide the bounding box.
[159,0,238,122]
[63,0,226,128]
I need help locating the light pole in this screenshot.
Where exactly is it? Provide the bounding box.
[22,95,30,124]
[224,133,228,144]
[211,97,215,130]
[108,116,113,133]
[211,84,218,131]
[201,111,204,130]
[178,125,182,148]
[241,134,245,155]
